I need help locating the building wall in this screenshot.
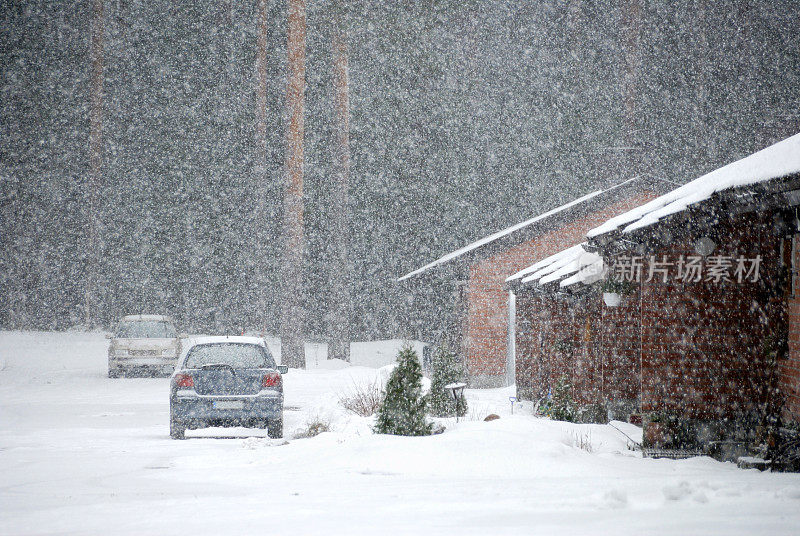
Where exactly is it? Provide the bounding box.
[782,235,800,422]
[515,286,641,418]
[349,339,427,369]
[598,292,642,409]
[515,294,573,400]
[517,209,800,428]
[464,193,655,387]
[638,214,787,421]
[514,293,542,399]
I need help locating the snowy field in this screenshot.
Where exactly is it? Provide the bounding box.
[2,332,800,536]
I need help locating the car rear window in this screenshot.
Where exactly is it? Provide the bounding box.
[115,321,176,339]
[184,343,275,369]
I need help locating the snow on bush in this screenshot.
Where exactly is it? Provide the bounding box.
[426,342,467,418]
[338,379,384,417]
[373,345,432,436]
[539,374,575,422]
[293,415,332,439]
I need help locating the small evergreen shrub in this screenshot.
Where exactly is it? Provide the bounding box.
[426,343,468,418]
[540,375,575,422]
[373,345,432,436]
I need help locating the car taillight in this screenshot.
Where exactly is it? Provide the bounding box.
[262,372,282,388]
[175,373,194,388]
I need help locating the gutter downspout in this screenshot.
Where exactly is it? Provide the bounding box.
[507,290,516,387]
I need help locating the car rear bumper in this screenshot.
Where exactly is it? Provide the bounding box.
[171,391,283,426]
[109,356,177,373]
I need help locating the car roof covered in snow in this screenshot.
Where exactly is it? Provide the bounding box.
[587,132,800,239]
[177,336,270,364]
[120,314,174,322]
[185,336,266,348]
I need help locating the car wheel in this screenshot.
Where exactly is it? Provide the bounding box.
[267,417,283,439]
[170,413,186,440]
[108,368,120,379]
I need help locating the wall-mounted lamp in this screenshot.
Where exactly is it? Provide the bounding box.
[693,237,716,257]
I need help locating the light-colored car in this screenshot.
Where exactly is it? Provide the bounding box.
[107,315,182,378]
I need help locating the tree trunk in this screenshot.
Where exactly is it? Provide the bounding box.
[255,0,270,333]
[280,0,306,368]
[329,15,351,362]
[695,0,713,160]
[86,0,104,328]
[255,0,269,196]
[621,0,641,176]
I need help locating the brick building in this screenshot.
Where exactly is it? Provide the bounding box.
[400,179,658,387]
[511,133,800,445]
[510,245,643,417]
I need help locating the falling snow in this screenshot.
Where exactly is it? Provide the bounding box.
[2,1,800,534]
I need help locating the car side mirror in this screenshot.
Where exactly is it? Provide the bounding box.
[105,333,112,339]
[277,365,289,374]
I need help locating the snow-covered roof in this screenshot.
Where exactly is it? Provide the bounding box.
[505,243,586,283]
[120,314,173,322]
[588,132,800,239]
[398,188,614,282]
[507,243,604,289]
[508,134,800,295]
[559,258,605,288]
[506,242,603,287]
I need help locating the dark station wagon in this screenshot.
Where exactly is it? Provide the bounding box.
[169,336,288,440]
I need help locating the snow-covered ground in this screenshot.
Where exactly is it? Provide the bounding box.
[2,331,800,535]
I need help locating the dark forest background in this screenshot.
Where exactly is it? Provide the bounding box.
[2,0,799,341]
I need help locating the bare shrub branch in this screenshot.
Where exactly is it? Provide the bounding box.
[338,379,384,417]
